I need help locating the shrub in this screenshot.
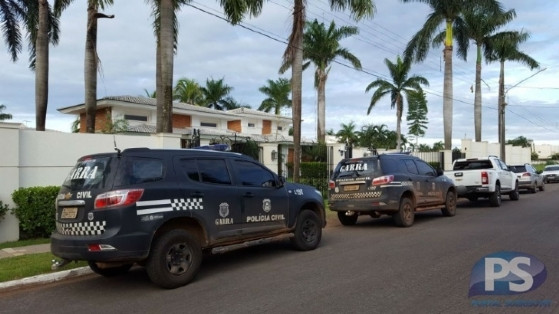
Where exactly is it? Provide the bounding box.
[0,200,9,222]
[11,186,59,239]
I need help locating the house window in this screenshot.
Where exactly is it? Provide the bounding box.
[201,122,217,127]
[248,123,255,128]
[277,126,283,131]
[124,114,148,122]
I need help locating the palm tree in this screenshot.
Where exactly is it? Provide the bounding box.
[365,56,429,151]
[485,31,539,161]
[281,0,375,182]
[0,104,13,120]
[148,0,264,133]
[357,123,389,150]
[144,89,156,98]
[300,19,361,143]
[55,0,114,133]
[0,0,25,61]
[200,78,234,111]
[456,5,516,142]
[19,1,62,131]
[401,0,503,149]
[258,78,292,115]
[173,78,203,105]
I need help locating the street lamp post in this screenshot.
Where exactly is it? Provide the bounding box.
[498,67,547,162]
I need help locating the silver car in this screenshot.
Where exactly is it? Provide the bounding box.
[541,165,559,183]
[509,164,545,193]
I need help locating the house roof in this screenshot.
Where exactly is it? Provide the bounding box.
[58,95,292,122]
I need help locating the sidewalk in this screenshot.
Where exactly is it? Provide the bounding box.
[0,243,92,291]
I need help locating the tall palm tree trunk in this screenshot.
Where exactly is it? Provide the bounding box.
[84,4,98,133]
[156,0,174,133]
[317,71,326,143]
[35,0,49,131]
[474,45,482,142]
[443,20,454,150]
[396,98,402,151]
[498,60,506,161]
[290,0,304,182]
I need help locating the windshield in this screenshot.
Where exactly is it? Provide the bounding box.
[62,157,112,190]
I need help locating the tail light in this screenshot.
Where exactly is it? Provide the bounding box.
[481,171,488,184]
[328,180,336,189]
[94,189,144,209]
[522,172,531,177]
[372,175,394,186]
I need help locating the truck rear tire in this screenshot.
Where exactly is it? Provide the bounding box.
[146,229,202,289]
[489,184,501,207]
[393,197,414,227]
[509,183,520,201]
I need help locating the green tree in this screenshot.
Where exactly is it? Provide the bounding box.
[280,0,375,182]
[406,89,428,146]
[144,88,156,98]
[456,4,516,142]
[486,31,539,161]
[402,0,503,149]
[200,78,234,111]
[148,0,264,133]
[55,0,114,133]
[0,104,13,120]
[365,56,429,151]
[335,121,358,146]
[173,77,203,105]
[357,123,389,149]
[0,0,25,61]
[300,19,361,143]
[506,136,531,148]
[258,78,292,115]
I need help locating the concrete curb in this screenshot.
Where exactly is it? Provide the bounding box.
[0,267,92,291]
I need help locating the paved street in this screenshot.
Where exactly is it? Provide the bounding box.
[1,184,558,314]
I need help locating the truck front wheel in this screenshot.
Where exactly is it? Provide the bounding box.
[146,229,202,289]
[291,210,322,251]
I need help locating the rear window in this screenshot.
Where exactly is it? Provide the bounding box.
[545,166,559,171]
[63,157,112,190]
[453,160,492,170]
[334,158,380,178]
[509,166,527,173]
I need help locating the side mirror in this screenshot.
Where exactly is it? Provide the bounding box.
[436,168,444,176]
[277,176,286,187]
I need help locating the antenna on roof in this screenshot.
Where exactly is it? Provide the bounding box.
[113,135,121,157]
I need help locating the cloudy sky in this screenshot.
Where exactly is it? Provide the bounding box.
[1,0,558,147]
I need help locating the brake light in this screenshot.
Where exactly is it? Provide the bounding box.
[329,180,336,189]
[94,189,144,209]
[522,172,531,177]
[481,171,488,184]
[372,175,394,186]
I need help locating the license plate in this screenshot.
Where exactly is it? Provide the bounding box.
[344,185,360,191]
[61,207,78,219]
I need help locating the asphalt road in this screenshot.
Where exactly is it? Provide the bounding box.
[1,184,558,314]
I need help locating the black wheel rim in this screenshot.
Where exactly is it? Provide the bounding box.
[301,219,318,243]
[165,242,193,275]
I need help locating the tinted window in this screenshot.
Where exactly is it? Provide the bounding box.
[415,160,436,176]
[198,159,231,185]
[510,165,527,173]
[453,160,492,170]
[403,159,419,174]
[63,157,111,189]
[380,158,400,174]
[235,160,276,187]
[179,159,200,181]
[114,157,164,186]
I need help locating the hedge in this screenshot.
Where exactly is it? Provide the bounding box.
[0,200,9,222]
[11,186,59,239]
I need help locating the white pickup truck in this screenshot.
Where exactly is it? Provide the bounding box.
[444,156,519,207]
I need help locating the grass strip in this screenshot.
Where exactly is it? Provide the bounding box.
[0,253,87,283]
[0,238,50,250]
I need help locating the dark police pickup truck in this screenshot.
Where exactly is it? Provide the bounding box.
[51,148,325,289]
